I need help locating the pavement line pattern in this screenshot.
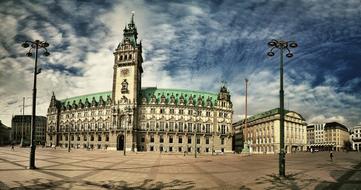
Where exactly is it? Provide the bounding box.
[177,155,233,188]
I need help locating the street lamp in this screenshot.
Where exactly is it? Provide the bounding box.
[266,39,297,177]
[21,40,50,169]
[68,125,71,152]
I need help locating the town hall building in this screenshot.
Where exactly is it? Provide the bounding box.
[46,13,233,154]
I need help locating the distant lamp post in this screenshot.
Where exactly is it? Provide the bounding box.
[21,40,50,169]
[266,39,297,177]
[68,125,71,152]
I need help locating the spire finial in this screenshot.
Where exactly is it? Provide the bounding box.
[131,11,135,24]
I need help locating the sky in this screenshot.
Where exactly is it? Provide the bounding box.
[0,0,361,128]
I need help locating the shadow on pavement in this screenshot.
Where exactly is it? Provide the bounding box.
[315,161,361,190]
[2,178,196,190]
[254,172,318,190]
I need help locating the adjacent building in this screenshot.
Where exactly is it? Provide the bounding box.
[233,120,244,153]
[307,122,349,151]
[234,108,307,154]
[0,120,11,145]
[11,115,47,145]
[350,125,361,151]
[46,13,234,154]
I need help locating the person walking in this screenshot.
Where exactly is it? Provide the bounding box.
[11,142,15,151]
[330,151,333,161]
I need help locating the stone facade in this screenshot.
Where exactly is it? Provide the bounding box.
[46,13,233,154]
[307,122,350,151]
[11,115,47,145]
[350,125,361,151]
[0,120,11,145]
[234,108,307,154]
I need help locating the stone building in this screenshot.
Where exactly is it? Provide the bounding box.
[350,125,361,151]
[234,108,307,154]
[233,120,244,153]
[46,13,233,154]
[0,120,11,145]
[11,115,47,145]
[307,122,350,151]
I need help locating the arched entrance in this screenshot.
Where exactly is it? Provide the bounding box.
[117,135,124,151]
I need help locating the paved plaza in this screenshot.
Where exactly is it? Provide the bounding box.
[0,147,360,189]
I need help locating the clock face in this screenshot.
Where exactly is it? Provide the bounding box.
[121,69,129,76]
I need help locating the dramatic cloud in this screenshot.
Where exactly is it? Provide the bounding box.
[0,0,360,128]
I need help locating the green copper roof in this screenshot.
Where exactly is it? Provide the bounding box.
[60,91,111,105]
[246,108,286,122]
[59,87,219,106]
[140,87,218,106]
[244,108,305,123]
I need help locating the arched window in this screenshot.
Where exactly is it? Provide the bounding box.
[129,54,132,59]
[124,55,127,60]
[120,55,123,61]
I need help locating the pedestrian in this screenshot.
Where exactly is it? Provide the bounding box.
[11,143,14,151]
[330,151,333,161]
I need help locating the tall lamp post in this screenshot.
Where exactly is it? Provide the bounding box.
[266,39,297,177]
[21,40,50,169]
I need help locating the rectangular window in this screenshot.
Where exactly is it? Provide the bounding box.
[179,109,184,115]
[196,123,201,132]
[178,136,182,143]
[160,122,164,131]
[221,125,226,134]
[188,136,192,144]
[170,109,174,114]
[206,124,210,133]
[206,111,210,117]
[169,122,174,131]
[160,135,164,143]
[178,147,182,152]
[188,123,192,132]
[141,137,145,142]
[160,108,164,114]
[206,137,209,144]
[150,136,154,143]
[179,122,183,132]
[197,137,200,144]
[221,138,224,145]
[150,121,155,131]
[188,110,193,115]
[169,136,173,143]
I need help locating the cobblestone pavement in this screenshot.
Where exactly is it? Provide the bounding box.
[0,147,360,189]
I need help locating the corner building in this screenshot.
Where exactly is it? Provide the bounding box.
[46,14,233,154]
[234,108,307,154]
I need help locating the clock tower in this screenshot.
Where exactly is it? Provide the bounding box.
[112,12,143,151]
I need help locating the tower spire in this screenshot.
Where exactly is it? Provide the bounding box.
[131,11,135,25]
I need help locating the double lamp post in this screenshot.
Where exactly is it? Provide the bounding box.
[21,40,50,169]
[266,39,297,177]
